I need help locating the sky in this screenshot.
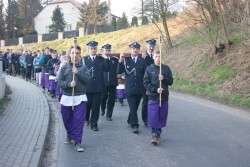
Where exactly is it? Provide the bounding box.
[2,0,185,21]
[2,0,138,20]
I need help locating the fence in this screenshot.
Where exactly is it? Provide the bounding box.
[0,25,116,47]
[5,38,19,46]
[42,32,59,42]
[23,34,38,44]
[86,25,113,35]
[63,30,79,39]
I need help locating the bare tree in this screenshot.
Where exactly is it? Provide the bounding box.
[0,0,4,39]
[142,0,178,49]
[79,1,92,35]
[79,0,109,35]
[215,0,232,45]
[241,0,250,41]
[183,0,249,52]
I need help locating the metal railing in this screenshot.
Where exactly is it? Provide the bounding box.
[42,32,58,41]
[1,25,116,47]
[5,38,19,46]
[23,34,38,44]
[63,30,79,38]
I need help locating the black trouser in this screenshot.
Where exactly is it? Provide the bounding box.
[141,93,148,124]
[86,92,102,128]
[118,98,124,104]
[101,85,116,118]
[16,63,20,75]
[8,62,12,75]
[21,66,25,78]
[126,94,143,128]
[26,65,32,79]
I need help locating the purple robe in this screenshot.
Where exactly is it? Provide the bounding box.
[116,89,126,99]
[61,101,87,143]
[49,79,56,91]
[40,68,45,87]
[55,85,63,96]
[148,100,168,128]
[45,74,49,89]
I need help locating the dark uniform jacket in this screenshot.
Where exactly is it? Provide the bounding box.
[25,54,34,66]
[57,61,91,96]
[118,56,147,94]
[47,58,60,76]
[82,55,110,93]
[11,53,18,64]
[104,57,118,86]
[145,52,154,66]
[143,64,173,101]
[43,54,51,73]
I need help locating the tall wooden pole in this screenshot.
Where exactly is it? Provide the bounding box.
[159,36,162,107]
[72,36,77,111]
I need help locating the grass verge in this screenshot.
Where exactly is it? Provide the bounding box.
[170,75,250,110]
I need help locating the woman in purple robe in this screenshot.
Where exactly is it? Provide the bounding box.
[143,50,173,145]
[57,45,91,152]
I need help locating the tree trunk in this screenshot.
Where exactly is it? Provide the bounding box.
[159,0,173,49]
[94,0,97,35]
[162,16,173,49]
[216,0,232,45]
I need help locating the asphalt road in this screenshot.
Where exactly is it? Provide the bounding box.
[48,92,250,167]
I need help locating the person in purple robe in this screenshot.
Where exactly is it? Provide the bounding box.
[143,50,173,145]
[47,51,59,98]
[57,45,91,152]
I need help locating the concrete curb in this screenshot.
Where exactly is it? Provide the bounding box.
[29,88,50,167]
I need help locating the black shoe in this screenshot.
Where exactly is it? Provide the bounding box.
[91,126,99,131]
[127,122,133,128]
[144,122,148,127]
[133,127,139,133]
[107,117,112,121]
[51,94,56,98]
[101,111,105,116]
[85,121,89,126]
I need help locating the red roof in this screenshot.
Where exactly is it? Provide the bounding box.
[50,0,82,9]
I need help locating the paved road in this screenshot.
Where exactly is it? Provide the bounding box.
[49,92,250,167]
[0,76,49,167]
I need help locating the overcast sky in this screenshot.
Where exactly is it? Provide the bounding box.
[3,0,185,21]
[3,0,138,20]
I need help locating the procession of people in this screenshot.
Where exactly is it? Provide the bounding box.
[0,39,173,151]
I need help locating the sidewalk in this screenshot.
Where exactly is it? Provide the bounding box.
[0,75,50,167]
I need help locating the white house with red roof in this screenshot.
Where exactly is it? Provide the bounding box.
[34,0,83,34]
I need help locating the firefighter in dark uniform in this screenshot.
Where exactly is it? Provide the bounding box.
[141,39,156,127]
[101,44,119,121]
[83,41,110,131]
[118,42,147,133]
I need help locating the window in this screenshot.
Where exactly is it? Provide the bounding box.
[66,24,72,31]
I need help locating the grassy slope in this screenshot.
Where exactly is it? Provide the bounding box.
[1,18,249,109]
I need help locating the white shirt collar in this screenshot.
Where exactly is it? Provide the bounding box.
[90,55,96,58]
[147,51,153,57]
[132,55,138,60]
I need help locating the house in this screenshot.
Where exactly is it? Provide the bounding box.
[34,0,82,34]
[34,0,113,35]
